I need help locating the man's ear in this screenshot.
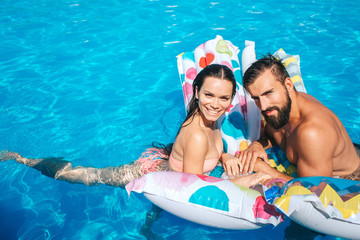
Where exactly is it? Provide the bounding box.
[284,77,294,93]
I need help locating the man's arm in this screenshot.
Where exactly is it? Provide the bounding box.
[294,124,334,177]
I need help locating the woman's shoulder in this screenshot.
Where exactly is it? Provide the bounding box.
[172,125,209,163]
[181,125,208,144]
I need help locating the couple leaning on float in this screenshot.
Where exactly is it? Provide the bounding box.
[1,36,360,238]
[2,42,359,187]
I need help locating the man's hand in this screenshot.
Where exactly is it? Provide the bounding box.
[236,141,270,174]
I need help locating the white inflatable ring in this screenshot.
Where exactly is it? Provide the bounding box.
[126,171,283,229]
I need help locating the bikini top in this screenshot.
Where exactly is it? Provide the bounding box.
[169,152,220,173]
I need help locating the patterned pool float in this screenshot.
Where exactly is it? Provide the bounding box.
[126,171,283,229]
[127,36,360,238]
[274,177,360,239]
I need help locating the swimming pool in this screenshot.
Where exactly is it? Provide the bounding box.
[0,0,359,239]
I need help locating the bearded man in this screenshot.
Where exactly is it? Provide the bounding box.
[237,54,360,181]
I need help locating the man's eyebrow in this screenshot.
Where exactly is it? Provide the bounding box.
[261,89,273,96]
[251,89,274,99]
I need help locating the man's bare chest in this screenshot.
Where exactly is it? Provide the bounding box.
[273,131,297,164]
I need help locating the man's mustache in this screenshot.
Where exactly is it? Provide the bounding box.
[262,106,279,115]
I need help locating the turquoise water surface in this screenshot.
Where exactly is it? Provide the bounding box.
[0,0,359,239]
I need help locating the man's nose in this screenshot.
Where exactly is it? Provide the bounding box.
[259,98,269,111]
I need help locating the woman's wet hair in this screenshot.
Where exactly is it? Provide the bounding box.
[242,53,290,90]
[152,142,173,157]
[181,64,236,129]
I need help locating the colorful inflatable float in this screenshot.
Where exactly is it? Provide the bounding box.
[274,176,360,239]
[126,171,283,229]
[126,36,360,239]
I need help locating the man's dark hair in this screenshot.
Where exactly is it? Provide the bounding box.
[242,53,290,90]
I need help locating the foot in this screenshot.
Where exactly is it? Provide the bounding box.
[0,150,21,162]
[0,150,42,166]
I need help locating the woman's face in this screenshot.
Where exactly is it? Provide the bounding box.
[196,76,233,124]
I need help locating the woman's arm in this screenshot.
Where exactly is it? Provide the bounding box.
[221,152,243,178]
[253,158,293,182]
[182,131,208,174]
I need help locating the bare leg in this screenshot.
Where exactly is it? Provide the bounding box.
[140,204,163,240]
[55,162,145,187]
[0,150,170,188]
[0,150,42,166]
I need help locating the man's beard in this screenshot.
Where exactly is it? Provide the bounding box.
[262,94,292,130]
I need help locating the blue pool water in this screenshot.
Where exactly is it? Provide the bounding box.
[0,0,359,239]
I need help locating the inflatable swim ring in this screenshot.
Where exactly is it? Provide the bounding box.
[273,176,360,239]
[127,36,360,238]
[126,171,284,229]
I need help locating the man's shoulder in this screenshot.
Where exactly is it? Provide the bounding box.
[297,94,335,130]
[298,92,334,118]
[293,114,338,153]
[295,121,325,140]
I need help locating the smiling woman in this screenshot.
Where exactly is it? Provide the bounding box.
[169,64,235,174]
[169,63,271,186]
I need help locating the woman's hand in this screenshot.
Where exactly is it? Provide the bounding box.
[236,141,270,174]
[221,153,243,179]
[230,172,272,188]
